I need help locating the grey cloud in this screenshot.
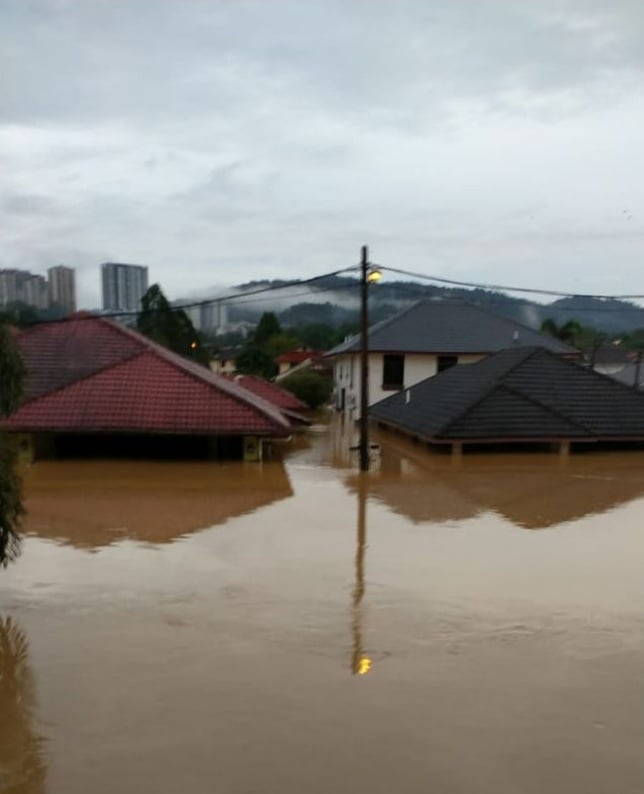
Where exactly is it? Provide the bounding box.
[1,193,59,215]
[3,0,644,306]
[4,0,644,130]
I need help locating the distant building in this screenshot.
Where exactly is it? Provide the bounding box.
[0,270,22,306]
[23,275,48,310]
[209,347,240,376]
[276,349,323,378]
[0,268,47,310]
[176,300,228,333]
[47,265,76,314]
[101,262,149,312]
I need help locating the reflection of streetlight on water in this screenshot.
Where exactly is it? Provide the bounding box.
[351,473,372,675]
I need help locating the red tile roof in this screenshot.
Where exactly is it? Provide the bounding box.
[223,374,308,412]
[276,350,322,364]
[7,315,290,437]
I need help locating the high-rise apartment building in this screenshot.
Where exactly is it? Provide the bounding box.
[0,270,21,306]
[23,275,49,310]
[0,268,48,310]
[101,262,149,312]
[177,300,228,333]
[47,265,76,314]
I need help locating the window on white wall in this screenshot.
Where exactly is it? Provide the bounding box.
[382,354,405,390]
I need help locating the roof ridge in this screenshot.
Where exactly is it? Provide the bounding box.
[19,346,145,408]
[495,381,594,435]
[15,348,145,412]
[326,300,424,356]
[326,298,578,356]
[438,348,539,436]
[231,374,308,410]
[459,300,579,354]
[20,315,289,432]
[543,347,644,394]
[98,318,290,430]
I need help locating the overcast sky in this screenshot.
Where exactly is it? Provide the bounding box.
[2,0,644,307]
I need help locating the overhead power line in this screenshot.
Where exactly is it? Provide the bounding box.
[374,264,644,301]
[16,265,360,325]
[114,264,359,317]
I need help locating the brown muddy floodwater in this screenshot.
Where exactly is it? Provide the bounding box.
[1,425,644,794]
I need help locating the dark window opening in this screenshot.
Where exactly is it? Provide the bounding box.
[382,354,405,390]
[437,355,458,373]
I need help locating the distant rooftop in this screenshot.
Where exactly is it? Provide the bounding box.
[327,300,577,356]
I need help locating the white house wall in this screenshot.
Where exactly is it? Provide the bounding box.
[334,352,485,418]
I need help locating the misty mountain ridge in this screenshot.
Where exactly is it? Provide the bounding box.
[188,275,644,334]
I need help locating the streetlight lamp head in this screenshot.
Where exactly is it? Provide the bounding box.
[367,269,382,283]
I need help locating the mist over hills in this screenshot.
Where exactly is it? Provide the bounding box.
[204,275,644,334]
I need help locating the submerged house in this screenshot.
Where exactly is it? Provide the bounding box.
[223,373,310,426]
[327,300,576,418]
[6,314,291,461]
[370,346,644,453]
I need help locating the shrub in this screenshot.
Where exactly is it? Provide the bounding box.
[281,370,332,409]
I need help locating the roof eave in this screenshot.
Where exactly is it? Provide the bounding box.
[372,417,644,445]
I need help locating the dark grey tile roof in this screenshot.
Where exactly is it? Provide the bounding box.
[327,300,577,356]
[370,346,644,442]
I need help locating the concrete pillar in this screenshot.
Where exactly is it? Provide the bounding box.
[15,434,34,465]
[243,435,262,462]
[559,440,570,457]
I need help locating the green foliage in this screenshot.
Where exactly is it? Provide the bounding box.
[0,437,23,567]
[0,326,26,417]
[281,370,332,409]
[614,328,644,351]
[0,322,25,567]
[296,323,357,351]
[0,301,66,326]
[137,284,209,365]
[235,346,277,379]
[234,312,291,377]
[540,318,583,346]
[253,312,282,345]
[265,332,300,359]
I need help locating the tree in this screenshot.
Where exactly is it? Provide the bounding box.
[297,323,339,351]
[0,323,26,567]
[281,370,332,409]
[540,318,583,346]
[136,284,209,365]
[253,312,282,346]
[235,346,277,379]
[265,332,301,360]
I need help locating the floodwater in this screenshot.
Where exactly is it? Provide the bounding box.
[1,425,643,794]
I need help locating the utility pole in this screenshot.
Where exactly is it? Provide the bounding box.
[359,245,370,472]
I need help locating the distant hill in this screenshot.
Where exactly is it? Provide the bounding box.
[222,276,644,334]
